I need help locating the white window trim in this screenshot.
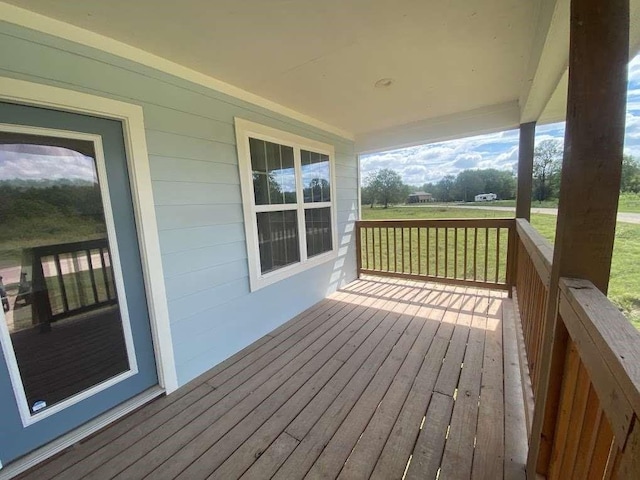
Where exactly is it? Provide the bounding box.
[235,118,338,292]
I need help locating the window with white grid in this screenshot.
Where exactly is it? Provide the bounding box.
[235,118,337,291]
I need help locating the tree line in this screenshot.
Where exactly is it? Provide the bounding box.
[530,139,640,200]
[362,168,516,207]
[362,139,640,208]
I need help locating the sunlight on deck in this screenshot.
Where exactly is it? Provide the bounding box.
[20,277,527,480]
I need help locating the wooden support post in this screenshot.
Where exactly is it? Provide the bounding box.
[355,221,362,278]
[516,122,536,221]
[527,1,630,478]
[506,220,517,297]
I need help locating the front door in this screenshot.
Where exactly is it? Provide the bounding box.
[0,102,158,465]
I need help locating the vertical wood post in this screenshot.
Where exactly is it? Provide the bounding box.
[506,220,517,297]
[516,122,536,220]
[527,1,629,477]
[355,221,362,278]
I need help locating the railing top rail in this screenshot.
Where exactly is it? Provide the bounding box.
[515,218,553,287]
[559,277,640,444]
[356,218,515,229]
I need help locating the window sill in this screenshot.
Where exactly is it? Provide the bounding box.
[249,248,338,292]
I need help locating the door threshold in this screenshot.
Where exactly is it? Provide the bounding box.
[0,386,164,480]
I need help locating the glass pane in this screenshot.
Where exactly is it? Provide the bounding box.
[256,211,300,274]
[250,138,296,205]
[0,133,130,415]
[301,150,330,203]
[305,207,333,257]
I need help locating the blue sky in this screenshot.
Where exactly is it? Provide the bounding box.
[361,55,640,186]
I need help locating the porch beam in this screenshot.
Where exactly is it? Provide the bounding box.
[516,122,536,220]
[527,0,629,477]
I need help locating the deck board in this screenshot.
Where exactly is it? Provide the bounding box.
[18,277,526,480]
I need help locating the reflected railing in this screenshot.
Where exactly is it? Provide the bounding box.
[17,238,118,333]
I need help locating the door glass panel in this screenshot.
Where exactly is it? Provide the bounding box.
[0,132,131,416]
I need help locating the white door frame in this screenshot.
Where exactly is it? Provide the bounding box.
[0,77,178,396]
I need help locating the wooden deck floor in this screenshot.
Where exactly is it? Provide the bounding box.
[20,277,528,480]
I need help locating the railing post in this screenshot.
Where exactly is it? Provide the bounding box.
[355,221,362,278]
[506,219,517,297]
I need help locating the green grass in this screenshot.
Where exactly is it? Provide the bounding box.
[362,206,640,328]
[489,199,559,209]
[420,194,640,213]
[618,192,640,213]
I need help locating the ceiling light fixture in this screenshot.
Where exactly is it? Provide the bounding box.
[374,78,393,88]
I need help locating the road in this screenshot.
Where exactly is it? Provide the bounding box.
[407,204,640,225]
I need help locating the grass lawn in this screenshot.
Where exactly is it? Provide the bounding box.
[489,199,559,209]
[361,206,640,328]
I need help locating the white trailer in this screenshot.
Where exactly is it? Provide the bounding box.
[474,193,497,202]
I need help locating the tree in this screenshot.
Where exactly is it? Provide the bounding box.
[621,155,640,193]
[479,169,516,200]
[366,169,405,208]
[433,175,456,202]
[533,139,563,201]
[454,170,485,202]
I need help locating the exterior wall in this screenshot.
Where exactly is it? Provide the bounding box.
[0,21,358,386]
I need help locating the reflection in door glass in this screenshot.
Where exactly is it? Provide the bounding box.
[0,133,130,415]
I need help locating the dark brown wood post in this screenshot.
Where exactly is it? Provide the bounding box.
[527,0,629,477]
[516,122,536,221]
[355,221,362,278]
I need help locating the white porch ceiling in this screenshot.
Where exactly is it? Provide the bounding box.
[3,0,640,152]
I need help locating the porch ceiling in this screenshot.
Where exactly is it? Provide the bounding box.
[3,1,640,152]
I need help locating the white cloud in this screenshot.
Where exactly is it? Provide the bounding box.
[362,53,640,186]
[0,144,97,182]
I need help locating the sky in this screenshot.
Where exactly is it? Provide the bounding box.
[361,55,640,187]
[0,144,97,183]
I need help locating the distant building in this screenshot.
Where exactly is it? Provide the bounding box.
[474,193,498,202]
[407,192,433,203]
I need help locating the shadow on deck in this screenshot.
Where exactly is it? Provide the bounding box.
[20,277,528,479]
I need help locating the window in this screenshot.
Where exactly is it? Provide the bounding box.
[235,118,337,291]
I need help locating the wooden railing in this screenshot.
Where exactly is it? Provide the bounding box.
[25,238,117,331]
[514,219,553,395]
[536,278,640,478]
[356,218,515,291]
[511,219,640,478]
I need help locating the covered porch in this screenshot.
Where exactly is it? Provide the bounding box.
[1,0,640,478]
[17,212,640,479]
[18,276,525,480]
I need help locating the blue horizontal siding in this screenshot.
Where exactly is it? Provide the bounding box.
[162,241,248,278]
[152,181,242,206]
[150,156,240,184]
[155,204,244,230]
[158,223,246,255]
[0,20,358,387]
[146,131,238,163]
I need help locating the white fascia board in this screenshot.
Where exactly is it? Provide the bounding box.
[355,101,520,155]
[0,2,354,142]
[519,0,570,124]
